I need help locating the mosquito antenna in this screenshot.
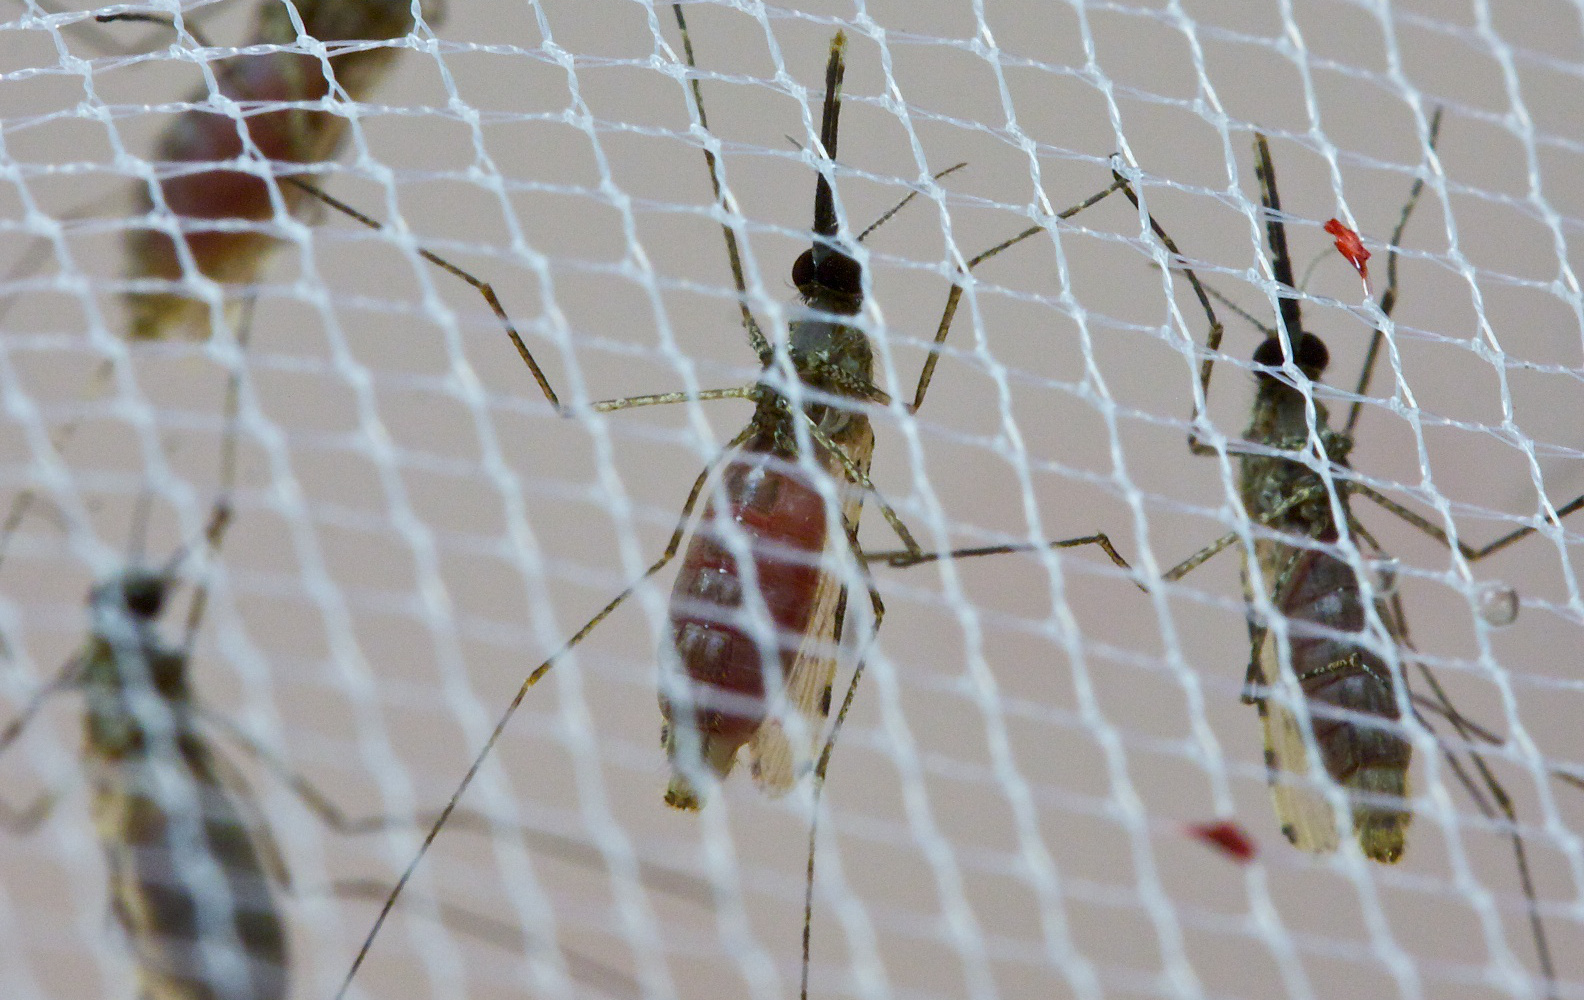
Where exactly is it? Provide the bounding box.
[856,162,968,244]
[1200,282,1278,339]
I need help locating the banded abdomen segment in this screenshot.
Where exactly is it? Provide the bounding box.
[91,740,286,1000]
[662,448,831,807]
[1255,542,1411,863]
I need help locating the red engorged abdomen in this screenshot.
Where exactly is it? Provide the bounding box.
[663,449,830,759]
[129,53,340,292]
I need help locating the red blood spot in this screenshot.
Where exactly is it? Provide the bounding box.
[1187,820,1257,863]
[1324,218,1371,288]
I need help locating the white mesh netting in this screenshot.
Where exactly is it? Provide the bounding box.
[1,1,1582,998]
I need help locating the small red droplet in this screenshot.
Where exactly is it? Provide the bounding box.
[1187,820,1257,863]
[1324,218,1371,286]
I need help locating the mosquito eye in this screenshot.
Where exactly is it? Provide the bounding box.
[1295,333,1330,375]
[818,253,862,296]
[792,250,817,288]
[1252,337,1287,370]
[122,577,165,619]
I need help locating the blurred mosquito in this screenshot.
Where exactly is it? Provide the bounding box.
[0,0,446,597]
[106,0,447,341]
[0,337,712,1000]
[312,6,1150,995]
[1156,117,1584,993]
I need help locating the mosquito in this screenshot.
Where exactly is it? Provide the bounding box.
[0,1,447,591]
[0,339,714,1000]
[105,0,447,341]
[1156,118,1584,993]
[314,7,1146,994]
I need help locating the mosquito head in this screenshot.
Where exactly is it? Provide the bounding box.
[792,244,863,315]
[94,567,170,623]
[1253,331,1329,384]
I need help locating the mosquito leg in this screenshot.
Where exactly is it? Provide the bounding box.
[1345,106,1443,438]
[95,11,220,49]
[803,512,884,1000]
[1159,529,1242,583]
[200,703,720,913]
[1112,172,1226,457]
[670,2,770,363]
[794,411,922,559]
[331,878,652,996]
[281,178,567,411]
[40,2,218,57]
[1408,670,1558,995]
[864,535,1141,590]
[0,359,115,578]
[1409,693,1584,797]
[908,177,1129,414]
[179,294,256,654]
[589,385,756,413]
[334,424,754,999]
[1350,483,1584,563]
[1195,282,1277,341]
[0,656,86,759]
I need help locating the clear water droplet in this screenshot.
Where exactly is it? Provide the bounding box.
[1476,582,1519,627]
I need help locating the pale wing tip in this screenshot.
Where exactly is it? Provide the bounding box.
[748,721,806,797]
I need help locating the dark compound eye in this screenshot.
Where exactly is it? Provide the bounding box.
[1294,332,1330,375]
[1252,337,1286,370]
[817,252,862,297]
[121,574,166,620]
[1253,333,1330,378]
[792,249,817,289]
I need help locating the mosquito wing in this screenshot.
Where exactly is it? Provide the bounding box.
[1248,540,1343,855]
[750,424,873,795]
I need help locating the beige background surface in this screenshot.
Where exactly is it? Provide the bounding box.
[1,1,1582,998]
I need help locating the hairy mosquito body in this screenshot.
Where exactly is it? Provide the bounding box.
[118,0,444,340]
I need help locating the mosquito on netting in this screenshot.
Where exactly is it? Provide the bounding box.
[312,7,1148,994]
[0,0,447,595]
[0,339,716,1000]
[1153,119,1584,992]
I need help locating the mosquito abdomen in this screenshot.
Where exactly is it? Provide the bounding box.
[662,447,830,808]
[1278,546,1412,863]
[125,0,439,340]
[89,732,286,1000]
